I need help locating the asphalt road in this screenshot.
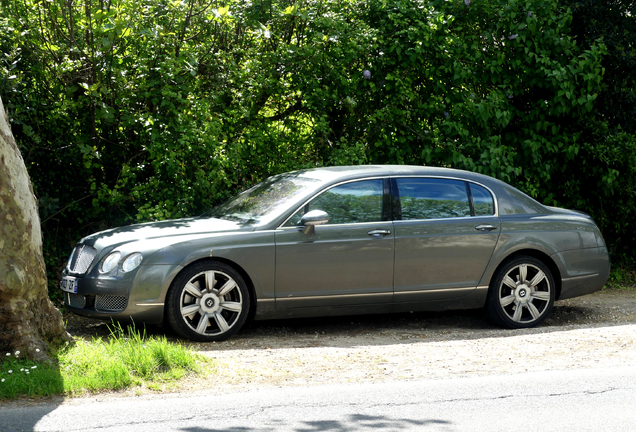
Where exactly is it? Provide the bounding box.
[1,366,635,432]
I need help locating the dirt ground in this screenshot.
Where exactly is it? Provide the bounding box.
[63,287,636,395]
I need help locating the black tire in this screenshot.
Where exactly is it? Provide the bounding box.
[166,261,250,342]
[485,255,555,329]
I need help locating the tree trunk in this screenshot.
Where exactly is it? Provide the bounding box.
[0,97,71,362]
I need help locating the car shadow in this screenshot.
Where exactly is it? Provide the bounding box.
[64,298,628,350]
[216,304,619,349]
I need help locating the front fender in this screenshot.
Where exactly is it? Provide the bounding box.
[141,231,277,301]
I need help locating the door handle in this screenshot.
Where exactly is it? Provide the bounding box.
[368,229,391,237]
[475,224,497,232]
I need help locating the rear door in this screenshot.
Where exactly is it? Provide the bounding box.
[392,177,500,302]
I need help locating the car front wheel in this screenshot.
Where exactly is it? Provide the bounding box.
[167,261,250,342]
[486,256,555,329]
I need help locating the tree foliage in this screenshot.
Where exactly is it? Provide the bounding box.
[0,0,634,301]
[558,0,636,263]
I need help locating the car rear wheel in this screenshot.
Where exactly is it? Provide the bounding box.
[486,256,555,329]
[167,261,250,342]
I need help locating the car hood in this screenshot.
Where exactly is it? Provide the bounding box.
[80,217,250,250]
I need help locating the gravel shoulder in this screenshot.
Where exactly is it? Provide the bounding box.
[61,287,636,397]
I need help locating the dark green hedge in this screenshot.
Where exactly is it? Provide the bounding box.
[0,0,634,302]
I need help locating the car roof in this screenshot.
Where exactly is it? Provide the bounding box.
[295,165,500,185]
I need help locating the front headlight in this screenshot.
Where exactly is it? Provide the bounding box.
[122,253,143,272]
[100,252,121,273]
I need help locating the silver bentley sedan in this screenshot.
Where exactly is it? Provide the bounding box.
[61,165,610,341]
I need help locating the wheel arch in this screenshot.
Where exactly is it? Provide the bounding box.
[163,257,258,324]
[491,249,562,300]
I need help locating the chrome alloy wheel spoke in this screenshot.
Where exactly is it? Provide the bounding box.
[511,304,523,322]
[181,304,201,318]
[528,270,546,289]
[205,271,216,292]
[518,264,528,283]
[527,302,541,320]
[184,282,202,298]
[220,301,242,313]
[503,276,517,289]
[531,291,551,301]
[500,294,516,307]
[218,280,237,297]
[196,313,210,334]
[213,312,230,332]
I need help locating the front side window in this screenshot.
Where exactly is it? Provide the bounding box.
[284,179,384,226]
[396,178,471,220]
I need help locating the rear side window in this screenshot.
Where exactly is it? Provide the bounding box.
[396,178,471,220]
[469,183,495,216]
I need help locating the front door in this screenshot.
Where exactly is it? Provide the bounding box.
[275,178,394,308]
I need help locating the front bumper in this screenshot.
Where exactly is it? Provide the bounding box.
[61,263,181,325]
[65,293,165,324]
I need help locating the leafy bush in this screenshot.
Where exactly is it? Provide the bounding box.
[0,0,634,301]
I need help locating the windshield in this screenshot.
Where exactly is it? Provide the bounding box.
[204,173,321,225]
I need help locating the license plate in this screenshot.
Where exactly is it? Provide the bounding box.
[60,276,78,294]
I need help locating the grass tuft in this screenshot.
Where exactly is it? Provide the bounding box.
[0,323,211,399]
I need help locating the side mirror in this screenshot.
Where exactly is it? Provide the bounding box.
[299,210,330,235]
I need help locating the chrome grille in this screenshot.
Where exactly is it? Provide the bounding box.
[67,245,98,274]
[66,293,86,309]
[95,295,127,312]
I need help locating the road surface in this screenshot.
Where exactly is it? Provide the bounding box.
[1,366,635,431]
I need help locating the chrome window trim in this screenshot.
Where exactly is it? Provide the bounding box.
[277,174,499,229]
[392,214,496,224]
[277,220,394,230]
[278,176,388,228]
[390,175,499,219]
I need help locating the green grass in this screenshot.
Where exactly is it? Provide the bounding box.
[0,323,212,399]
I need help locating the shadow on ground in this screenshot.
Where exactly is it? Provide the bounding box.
[179,414,451,432]
[0,396,63,431]
[62,289,636,351]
